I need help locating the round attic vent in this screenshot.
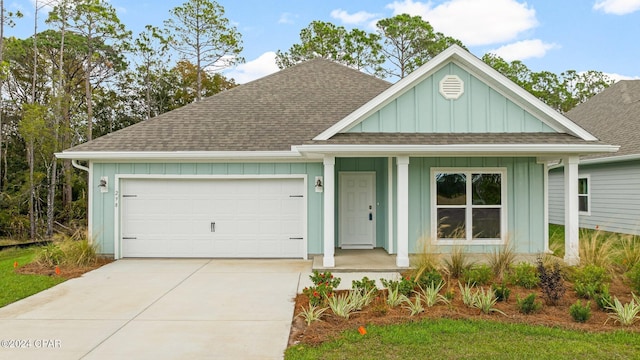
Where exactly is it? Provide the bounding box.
[439,75,464,100]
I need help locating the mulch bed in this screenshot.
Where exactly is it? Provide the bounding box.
[15,257,113,279]
[288,276,639,347]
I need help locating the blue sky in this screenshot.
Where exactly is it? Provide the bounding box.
[11,0,640,83]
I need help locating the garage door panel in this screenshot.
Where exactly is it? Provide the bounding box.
[121,178,305,258]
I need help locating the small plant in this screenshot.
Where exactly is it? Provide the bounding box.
[403,296,425,316]
[327,291,356,319]
[34,238,97,267]
[297,304,328,325]
[411,236,441,280]
[459,282,474,306]
[349,288,377,310]
[310,270,341,288]
[604,295,640,326]
[462,264,493,286]
[569,300,592,323]
[471,288,506,315]
[594,287,612,311]
[573,265,609,299]
[492,282,511,302]
[380,276,415,297]
[487,241,516,281]
[444,245,473,278]
[385,285,409,308]
[537,258,566,305]
[444,288,455,301]
[304,271,342,306]
[417,280,449,307]
[625,263,640,294]
[415,269,443,289]
[516,293,541,314]
[508,262,539,289]
[352,276,377,295]
[579,230,615,270]
[617,236,640,271]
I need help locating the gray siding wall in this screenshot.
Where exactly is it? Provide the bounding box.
[549,160,640,235]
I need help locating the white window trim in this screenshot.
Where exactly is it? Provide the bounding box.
[430,167,507,245]
[578,175,591,216]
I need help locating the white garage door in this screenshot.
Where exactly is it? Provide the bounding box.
[120,178,305,258]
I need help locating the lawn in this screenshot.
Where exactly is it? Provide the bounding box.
[0,247,66,307]
[285,318,640,360]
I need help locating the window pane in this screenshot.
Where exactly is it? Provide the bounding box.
[472,173,501,205]
[436,173,466,205]
[578,178,588,195]
[472,208,501,239]
[437,208,466,238]
[579,195,588,212]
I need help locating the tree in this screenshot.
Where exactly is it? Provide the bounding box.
[276,20,384,77]
[165,59,236,109]
[376,14,465,79]
[164,0,243,101]
[132,25,170,120]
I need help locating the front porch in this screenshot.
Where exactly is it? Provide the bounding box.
[312,248,409,272]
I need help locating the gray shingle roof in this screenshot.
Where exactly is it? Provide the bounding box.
[565,80,640,159]
[66,59,392,152]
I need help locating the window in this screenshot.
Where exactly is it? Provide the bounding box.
[578,176,590,214]
[432,168,506,244]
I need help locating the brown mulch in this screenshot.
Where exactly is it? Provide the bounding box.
[15,257,113,279]
[288,276,640,347]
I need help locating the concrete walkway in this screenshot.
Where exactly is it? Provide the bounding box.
[0,259,311,360]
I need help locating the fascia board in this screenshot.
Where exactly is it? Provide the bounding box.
[55,150,306,162]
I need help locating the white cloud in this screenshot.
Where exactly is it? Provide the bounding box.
[278,12,297,24]
[488,39,559,61]
[224,52,279,84]
[386,0,538,46]
[603,72,640,82]
[594,0,640,15]
[330,9,378,25]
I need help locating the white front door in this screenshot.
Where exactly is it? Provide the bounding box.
[339,172,376,249]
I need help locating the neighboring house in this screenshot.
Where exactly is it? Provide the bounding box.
[57,46,617,267]
[549,80,640,235]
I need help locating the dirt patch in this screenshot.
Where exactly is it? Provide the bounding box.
[288,276,639,347]
[15,257,113,279]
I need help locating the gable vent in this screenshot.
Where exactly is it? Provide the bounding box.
[439,75,464,100]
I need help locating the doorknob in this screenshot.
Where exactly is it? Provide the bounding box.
[369,213,373,221]
[211,222,216,232]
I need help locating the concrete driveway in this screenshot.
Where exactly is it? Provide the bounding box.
[0,259,311,360]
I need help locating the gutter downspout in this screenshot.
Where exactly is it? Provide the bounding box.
[72,159,89,172]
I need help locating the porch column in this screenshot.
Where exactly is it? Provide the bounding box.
[323,156,336,267]
[396,156,410,267]
[563,156,580,265]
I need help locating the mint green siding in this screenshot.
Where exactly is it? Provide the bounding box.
[407,157,545,254]
[347,63,555,134]
[90,162,323,255]
[335,158,389,250]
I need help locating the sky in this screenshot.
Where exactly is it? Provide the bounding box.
[9,0,640,84]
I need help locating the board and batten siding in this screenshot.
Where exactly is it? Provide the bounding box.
[346,63,555,134]
[90,162,324,256]
[408,157,546,254]
[549,160,640,235]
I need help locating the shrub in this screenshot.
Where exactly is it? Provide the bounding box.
[459,282,474,306]
[385,285,408,308]
[349,288,377,311]
[462,264,493,286]
[303,271,341,306]
[492,282,511,302]
[327,292,356,319]
[579,230,615,270]
[471,288,506,315]
[516,293,542,314]
[34,239,97,267]
[380,276,415,297]
[625,263,640,294]
[417,280,449,307]
[403,296,425,316]
[604,295,640,326]
[310,270,341,288]
[443,245,473,279]
[573,265,609,299]
[297,305,328,325]
[508,262,539,289]
[537,259,566,305]
[617,236,640,271]
[415,269,443,289]
[594,288,612,311]
[487,242,516,281]
[352,276,377,295]
[569,300,592,323]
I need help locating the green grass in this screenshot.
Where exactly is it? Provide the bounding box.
[285,319,640,360]
[0,247,66,308]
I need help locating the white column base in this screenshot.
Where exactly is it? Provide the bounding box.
[323,256,335,267]
[396,256,410,268]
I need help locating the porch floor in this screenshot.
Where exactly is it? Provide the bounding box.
[312,248,409,272]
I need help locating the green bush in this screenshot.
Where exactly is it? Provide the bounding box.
[516,293,541,314]
[415,269,443,289]
[573,265,609,299]
[304,271,342,306]
[492,282,511,302]
[352,276,377,295]
[594,288,612,311]
[569,300,592,323]
[462,264,493,286]
[625,263,640,294]
[34,239,96,267]
[380,276,415,297]
[508,262,539,289]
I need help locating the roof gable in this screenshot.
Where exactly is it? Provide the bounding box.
[315,45,597,141]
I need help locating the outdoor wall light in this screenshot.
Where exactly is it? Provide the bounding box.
[315,176,323,193]
[98,176,108,193]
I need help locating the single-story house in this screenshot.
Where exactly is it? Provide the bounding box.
[56,45,618,267]
[549,80,640,235]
